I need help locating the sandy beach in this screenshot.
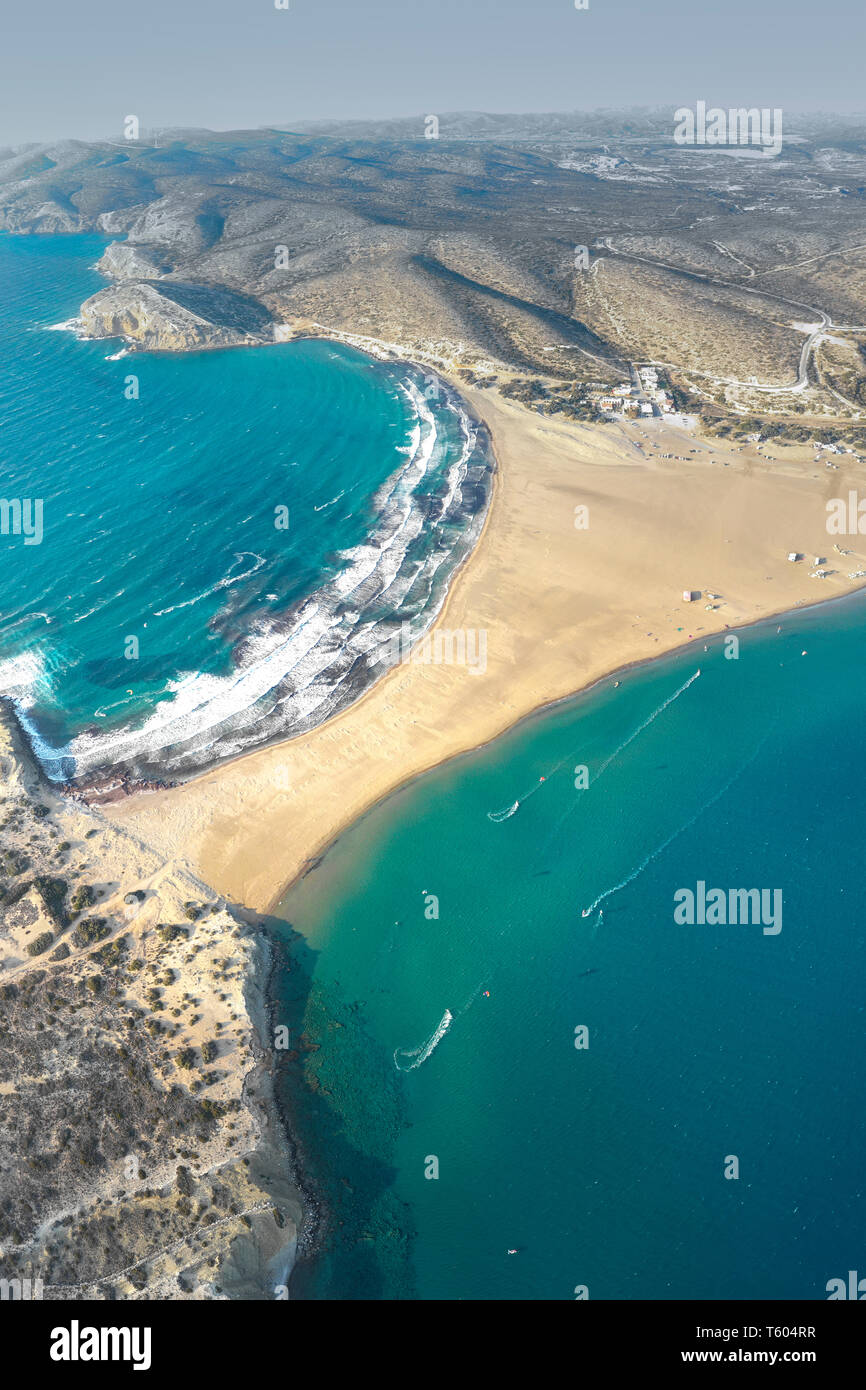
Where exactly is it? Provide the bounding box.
[105,385,866,912]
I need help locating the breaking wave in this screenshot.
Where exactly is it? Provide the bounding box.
[1,368,495,785]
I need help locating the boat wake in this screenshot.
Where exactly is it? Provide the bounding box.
[313,491,345,512]
[579,728,769,919]
[595,669,701,783]
[489,669,702,835]
[393,1009,453,1072]
[534,669,702,858]
[487,775,548,822]
[152,552,266,617]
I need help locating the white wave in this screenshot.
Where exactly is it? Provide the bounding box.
[394,1009,453,1072]
[0,648,48,700]
[44,318,83,335]
[8,369,493,780]
[71,600,110,624]
[1,611,52,631]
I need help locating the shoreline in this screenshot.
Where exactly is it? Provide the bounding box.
[8,348,496,797]
[264,580,866,913]
[103,367,866,915]
[233,917,325,1292]
[8,269,866,1297]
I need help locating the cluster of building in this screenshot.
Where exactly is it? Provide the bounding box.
[592,366,675,419]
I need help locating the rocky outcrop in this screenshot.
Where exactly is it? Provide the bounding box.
[124,195,224,254]
[96,241,170,280]
[0,198,82,234]
[78,279,273,352]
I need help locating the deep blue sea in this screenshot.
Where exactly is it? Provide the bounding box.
[0,233,492,782]
[277,595,866,1300]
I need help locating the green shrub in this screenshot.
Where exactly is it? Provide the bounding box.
[33,875,69,927]
[71,917,110,949]
[94,936,127,965]
[70,884,96,914]
[26,931,54,957]
[1,850,29,875]
[197,1099,226,1121]
[157,924,189,944]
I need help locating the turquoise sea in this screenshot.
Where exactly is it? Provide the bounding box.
[0,233,492,783]
[5,231,864,1303]
[277,596,866,1300]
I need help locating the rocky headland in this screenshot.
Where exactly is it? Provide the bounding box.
[0,700,311,1299]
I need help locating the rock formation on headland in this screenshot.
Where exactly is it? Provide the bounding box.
[78,280,273,352]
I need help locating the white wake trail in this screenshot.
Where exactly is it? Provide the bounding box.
[393,1009,453,1072]
[537,669,702,853]
[487,774,549,822]
[490,670,701,827]
[579,730,769,920]
[595,669,701,783]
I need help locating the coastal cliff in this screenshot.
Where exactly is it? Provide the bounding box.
[0,700,310,1299]
[78,280,273,353]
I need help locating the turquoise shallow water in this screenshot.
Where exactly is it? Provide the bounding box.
[6,231,864,1302]
[277,597,866,1300]
[0,233,491,782]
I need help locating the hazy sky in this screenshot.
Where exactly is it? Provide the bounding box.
[2,0,863,147]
